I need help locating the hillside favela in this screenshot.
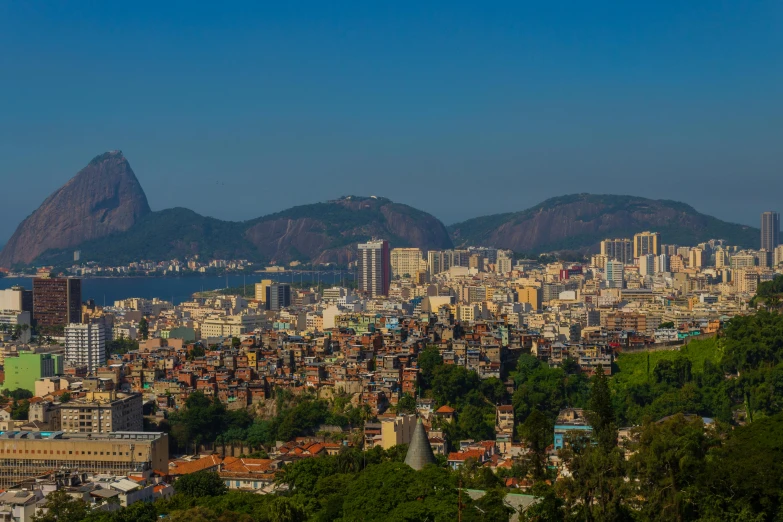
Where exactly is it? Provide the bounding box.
[2,4,782,522]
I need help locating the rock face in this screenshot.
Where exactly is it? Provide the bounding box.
[449,194,759,253]
[244,196,454,264]
[0,152,151,267]
[13,170,454,265]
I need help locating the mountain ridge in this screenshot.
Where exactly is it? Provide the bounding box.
[449,193,761,253]
[0,153,453,267]
[0,155,767,267]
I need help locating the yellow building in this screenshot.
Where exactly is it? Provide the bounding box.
[516,287,542,311]
[380,414,416,450]
[633,231,660,258]
[254,280,273,303]
[0,431,168,489]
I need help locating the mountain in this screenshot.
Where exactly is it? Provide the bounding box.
[2,152,453,267]
[0,151,151,267]
[243,196,452,264]
[449,194,760,254]
[32,196,454,266]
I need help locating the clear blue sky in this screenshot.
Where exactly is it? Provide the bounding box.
[1,1,781,242]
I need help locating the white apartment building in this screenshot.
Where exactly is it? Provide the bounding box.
[65,323,106,372]
[605,260,624,289]
[112,324,137,341]
[496,251,513,274]
[0,287,29,312]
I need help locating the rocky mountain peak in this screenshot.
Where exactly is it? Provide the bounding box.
[0,152,151,267]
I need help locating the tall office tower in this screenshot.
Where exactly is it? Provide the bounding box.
[427,251,450,275]
[265,283,291,311]
[715,248,730,268]
[761,211,780,252]
[65,322,106,372]
[605,260,625,289]
[254,279,273,304]
[654,254,670,273]
[689,248,705,269]
[600,238,633,264]
[633,231,660,258]
[33,277,82,330]
[638,254,656,276]
[390,248,426,278]
[358,239,391,297]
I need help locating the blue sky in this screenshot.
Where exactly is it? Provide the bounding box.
[1,1,781,242]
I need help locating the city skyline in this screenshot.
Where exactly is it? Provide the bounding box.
[2,2,782,241]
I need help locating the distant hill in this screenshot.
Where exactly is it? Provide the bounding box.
[33,196,454,266]
[0,151,150,267]
[449,194,760,254]
[1,152,453,267]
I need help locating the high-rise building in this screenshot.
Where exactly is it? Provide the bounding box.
[605,260,624,289]
[689,248,705,269]
[761,211,780,252]
[265,283,291,311]
[638,254,656,276]
[358,239,391,297]
[496,251,513,274]
[65,322,106,372]
[655,254,670,273]
[390,248,426,279]
[427,250,450,275]
[33,277,81,330]
[0,286,33,313]
[633,231,660,258]
[715,249,730,268]
[775,245,783,267]
[600,239,633,264]
[254,279,273,303]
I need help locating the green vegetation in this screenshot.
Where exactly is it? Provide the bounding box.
[107,336,139,355]
[36,308,783,521]
[751,274,783,308]
[612,337,721,389]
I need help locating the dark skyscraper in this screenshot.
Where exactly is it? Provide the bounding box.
[761,211,780,252]
[265,283,291,311]
[358,239,391,297]
[33,277,82,330]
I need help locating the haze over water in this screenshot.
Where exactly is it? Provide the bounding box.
[0,271,354,305]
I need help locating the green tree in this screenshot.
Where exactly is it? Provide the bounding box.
[33,490,90,522]
[588,366,616,451]
[138,317,149,341]
[628,414,710,521]
[517,408,551,479]
[174,471,228,497]
[396,393,417,414]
